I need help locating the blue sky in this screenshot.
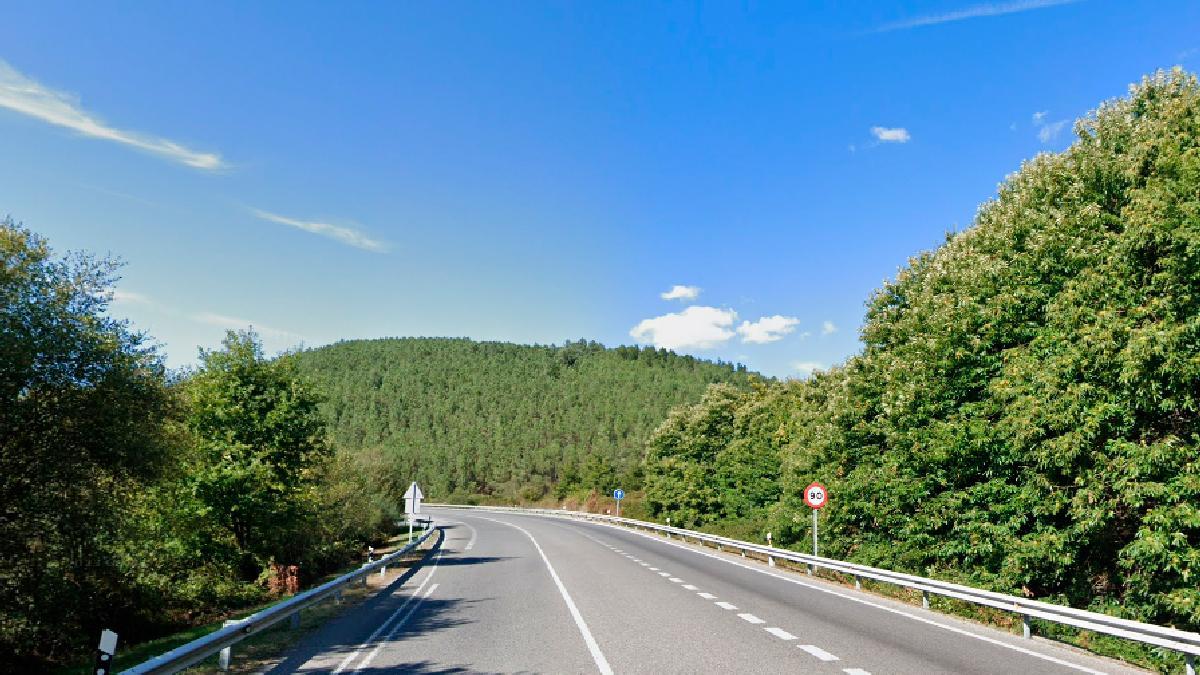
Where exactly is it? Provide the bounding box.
[2,1,1196,377]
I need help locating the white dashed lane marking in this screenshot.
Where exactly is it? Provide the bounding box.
[715,601,738,610]
[668,577,684,583]
[657,572,671,577]
[764,627,797,640]
[799,645,840,662]
[682,584,698,590]
[738,613,766,625]
[843,669,872,675]
[697,592,717,599]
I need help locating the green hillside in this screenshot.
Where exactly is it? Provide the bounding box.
[291,338,753,502]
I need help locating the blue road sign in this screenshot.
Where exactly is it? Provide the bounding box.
[613,489,625,500]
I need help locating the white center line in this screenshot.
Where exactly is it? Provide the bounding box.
[715,601,738,610]
[765,627,798,640]
[843,669,872,675]
[354,583,440,672]
[697,592,717,599]
[799,645,840,662]
[479,517,614,675]
[682,584,699,591]
[738,613,766,624]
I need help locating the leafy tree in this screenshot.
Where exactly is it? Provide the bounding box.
[181,331,330,577]
[0,218,172,666]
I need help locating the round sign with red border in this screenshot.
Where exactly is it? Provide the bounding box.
[803,481,828,509]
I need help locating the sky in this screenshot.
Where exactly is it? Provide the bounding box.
[2,1,1196,378]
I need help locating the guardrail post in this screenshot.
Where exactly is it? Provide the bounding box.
[1022,615,1031,639]
[854,575,861,590]
[335,588,344,604]
[807,562,814,575]
[922,590,930,609]
[218,619,241,672]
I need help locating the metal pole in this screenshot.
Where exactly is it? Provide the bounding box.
[408,518,413,544]
[812,508,819,557]
[616,498,621,519]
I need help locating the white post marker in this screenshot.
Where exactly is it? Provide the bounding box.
[613,488,625,518]
[803,481,828,558]
[404,482,424,542]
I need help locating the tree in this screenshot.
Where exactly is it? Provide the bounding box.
[181,330,329,577]
[0,218,172,665]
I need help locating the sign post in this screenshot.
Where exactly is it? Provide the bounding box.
[613,488,625,518]
[803,481,828,558]
[404,482,424,542]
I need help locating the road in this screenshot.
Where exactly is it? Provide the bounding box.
[268,508,1146,674]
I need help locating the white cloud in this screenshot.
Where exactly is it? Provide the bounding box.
[660,284,701,301]
[868,0,1081,33]
[111,289,151,305]
[736,315,800,344]
[792,361,825,376]
[871,126,911,143]
[251,208,388,253]
[1037,119,1069,143]
[191,311,303,340]
[1032,110,1047,124]
[0,59,223,170]
[630,306,737,350]
[822,320,837,335]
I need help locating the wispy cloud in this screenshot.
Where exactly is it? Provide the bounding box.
[110,290,303,341]
[630,306,737,350]
[1037,119,1069,143]
[871,126,911,143]
[0,59,223,170]
[1032,110,1048,124]
[822,320,837,335]
[661,284,701,301]
[251,208,388,253]
[792,361,825,377]
[737,315,800,344]
[867,0,1082,33]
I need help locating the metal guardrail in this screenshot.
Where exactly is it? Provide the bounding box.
[120,519,437,675]
[430,504,1200,671]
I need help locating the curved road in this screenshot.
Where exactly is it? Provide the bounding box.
[269,508,1145,674]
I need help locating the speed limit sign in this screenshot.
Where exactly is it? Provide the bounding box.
[803,482,828,509]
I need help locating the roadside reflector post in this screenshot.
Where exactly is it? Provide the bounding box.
[1186,654,1195,675]
[1022,615,1031,639]
[766,532,774,566]
[93,629,118,675]
[219,619,242,672]
[335,589,344,604]
[922,590,930,609]
[854,575,861,590]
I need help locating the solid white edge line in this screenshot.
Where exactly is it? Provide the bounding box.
[799,644,840,662]
[333,547,444,674]
[576,518,1108,675]
[354,583,440,672]
[478,516,614,675]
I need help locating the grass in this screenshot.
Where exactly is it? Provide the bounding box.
[57,528,437,675]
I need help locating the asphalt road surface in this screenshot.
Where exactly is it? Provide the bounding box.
[268,508,1146,674]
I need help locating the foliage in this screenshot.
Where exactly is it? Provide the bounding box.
[0,219,173,666]
[289,338,751,504]
[645,70,1200,648]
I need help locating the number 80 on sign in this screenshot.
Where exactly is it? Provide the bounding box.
[803,482,828,509]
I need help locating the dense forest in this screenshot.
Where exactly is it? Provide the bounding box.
[290,338,752,502]
[644,69,1200,660]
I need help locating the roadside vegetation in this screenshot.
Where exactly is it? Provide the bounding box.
[643,69,1200,670]
[0,223,395,670]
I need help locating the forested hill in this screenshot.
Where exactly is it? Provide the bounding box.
[290,338,753,501]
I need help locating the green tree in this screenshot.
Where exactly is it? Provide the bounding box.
[181,330,330,577]
[0,218,172,666]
